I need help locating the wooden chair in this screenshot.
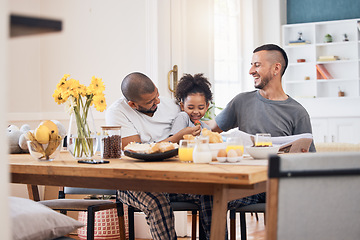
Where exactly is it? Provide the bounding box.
[127,202,206,240]
[229,203,265,240]
[39,187,126,240]
[266,152,360,240]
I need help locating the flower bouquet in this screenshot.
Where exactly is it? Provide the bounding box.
[53,74,106,159]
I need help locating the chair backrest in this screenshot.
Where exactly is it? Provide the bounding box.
[266,152,360,240]
[62,187,116,197]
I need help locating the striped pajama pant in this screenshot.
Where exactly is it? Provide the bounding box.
[117,190,265,240]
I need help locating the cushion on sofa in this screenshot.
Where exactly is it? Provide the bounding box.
[10,196,84,240]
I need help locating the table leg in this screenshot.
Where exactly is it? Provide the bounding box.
[210,185,229,240]
[27,184,40,201]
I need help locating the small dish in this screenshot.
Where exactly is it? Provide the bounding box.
[227,157,239,163]
[216,157,227,163]
[245,146,279,159]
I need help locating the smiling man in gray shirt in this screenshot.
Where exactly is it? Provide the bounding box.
[209,43,315,152]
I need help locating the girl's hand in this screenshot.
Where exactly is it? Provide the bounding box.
[163,125,201,143]
[190,125,201,136]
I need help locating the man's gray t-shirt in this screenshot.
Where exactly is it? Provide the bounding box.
[215,90,316,152]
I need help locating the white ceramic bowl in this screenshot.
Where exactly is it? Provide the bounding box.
[245,146,279,159]
[216,157,227,163]
[209,143,227,160]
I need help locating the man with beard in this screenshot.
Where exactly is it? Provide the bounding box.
[209,43,315,152]
[106,72,201,147]
[204,44,315,234]
[105,72,211,240]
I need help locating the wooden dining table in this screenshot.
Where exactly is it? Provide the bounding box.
[10,152,267,240]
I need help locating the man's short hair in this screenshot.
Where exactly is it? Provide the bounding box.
[121,72,155,102]
[253,44,288,76]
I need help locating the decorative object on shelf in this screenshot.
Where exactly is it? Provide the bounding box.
[297,31,303,41]
[318,55,339,62]
[53,74,107,160]
[316,64,333,79]
[343,33,349,41]
[297,59,306,63]
[288,40,310,45]
[338,88,345,97]
[324,34,333,43]
[304,76,310,80]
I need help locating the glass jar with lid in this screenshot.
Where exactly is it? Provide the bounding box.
[100,126,121,159]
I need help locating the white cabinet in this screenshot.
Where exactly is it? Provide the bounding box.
[311,117,360,143]
[282,18,360,99]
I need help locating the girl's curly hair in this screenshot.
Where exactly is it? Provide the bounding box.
[175,73,213,104]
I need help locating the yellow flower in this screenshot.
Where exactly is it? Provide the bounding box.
[76,84,87,97]
[88,76,105,95]
[53,74,106,113]
[92,94,107,112]
[53,89,66,104]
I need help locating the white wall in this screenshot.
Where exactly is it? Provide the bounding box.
[8,0,150,129]
[1,0,10,238]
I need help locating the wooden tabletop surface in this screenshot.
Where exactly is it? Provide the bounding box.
[10,152,267,186]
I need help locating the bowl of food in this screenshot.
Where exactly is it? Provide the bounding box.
[245,146,279,159]
[27,138,62,161]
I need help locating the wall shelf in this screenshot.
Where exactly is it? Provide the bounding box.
[282,18,360,99]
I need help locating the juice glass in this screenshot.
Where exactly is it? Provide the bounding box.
[255,133,272,147]
[178,139,195,162]
[226,137,244,156]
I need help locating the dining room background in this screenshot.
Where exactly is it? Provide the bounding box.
[2,0,359,238]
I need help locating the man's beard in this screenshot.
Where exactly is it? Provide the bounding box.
[136,105,158,114]
[255,74,271,89]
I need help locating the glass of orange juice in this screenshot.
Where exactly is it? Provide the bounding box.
[255,133,272,147]
[226,137,244,156]
[178,139,195,162]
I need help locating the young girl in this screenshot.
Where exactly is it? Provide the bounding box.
[170,73,213,136]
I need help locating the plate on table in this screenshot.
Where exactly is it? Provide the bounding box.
[124,148,178,161]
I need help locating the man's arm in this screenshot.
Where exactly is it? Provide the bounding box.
[122,135,141,150]
[204,119,223,133]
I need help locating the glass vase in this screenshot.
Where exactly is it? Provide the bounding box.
[67,107,98,160]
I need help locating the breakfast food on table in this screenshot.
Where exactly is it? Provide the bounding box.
[194,120,201,126]
[216,148,242,163]
[201,128,223,143]
[183,129,223,143]
[183,134,195,140]
[254,133,273,147]
[124,142,178,154]
[217,148,241,158]
[217,149,227,158]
